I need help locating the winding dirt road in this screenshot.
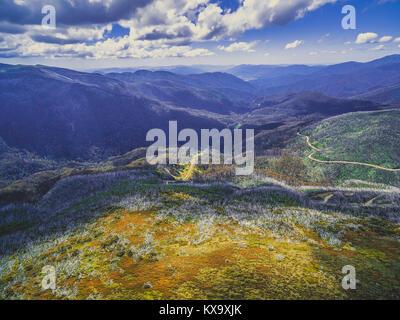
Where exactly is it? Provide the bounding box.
[298,133,400,172]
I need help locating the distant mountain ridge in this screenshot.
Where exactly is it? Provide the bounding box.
[93,55,400,101]
[226,64,324,81]
[91,65,233,75]
[0,55,397,162]
[0,64,227,160]
[249,55,400,98]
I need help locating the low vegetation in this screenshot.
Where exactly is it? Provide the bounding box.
[296,110,400,187]
[0,169,399,300]
[1,109,400,300]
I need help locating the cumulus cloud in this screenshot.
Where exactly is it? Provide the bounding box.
[0,0,338,60]
[0,0,153,26]
[30,25,109,44]
[285,40,304,49]
[0,31,214,59]
[217,41,257,52]
[183,47,214,57]
[378,36,393,43]
[355,32,378,44]
[192,0,337,41]
[394,37,400,42]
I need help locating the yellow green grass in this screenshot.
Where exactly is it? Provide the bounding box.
[2,202,399,300]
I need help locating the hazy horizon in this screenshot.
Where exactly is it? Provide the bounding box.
[1,53,399,74]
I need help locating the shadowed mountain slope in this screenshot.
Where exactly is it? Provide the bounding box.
[0,64,225,160]
[352,83,400,105]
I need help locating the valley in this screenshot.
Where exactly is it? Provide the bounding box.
[1,55,400,300]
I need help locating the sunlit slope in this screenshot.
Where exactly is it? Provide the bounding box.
[303,110,400,170]
[1,173,400,300]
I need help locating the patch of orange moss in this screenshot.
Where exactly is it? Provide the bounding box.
[5,206,400,300]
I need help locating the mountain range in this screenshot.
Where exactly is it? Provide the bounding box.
[1,55,399,161]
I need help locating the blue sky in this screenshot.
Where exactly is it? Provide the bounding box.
[0,0,399,69]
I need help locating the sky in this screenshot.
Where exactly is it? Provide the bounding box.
[0,0,399,70]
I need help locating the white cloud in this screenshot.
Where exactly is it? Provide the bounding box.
[369,44,384,51]
[183,47,214,57]
[378,36,393,43]
[0,0,339,60]
[309,51,318,55]
[355,32,378,44]
[125,0,338,42]
[0,32,214,59]
[217,41,257,52]
[285,40,304,49]
[394,37,400,43]
[194,0,336,41]
[264,52,270,56]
